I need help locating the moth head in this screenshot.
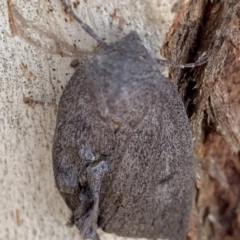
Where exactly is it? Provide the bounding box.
[86,32,157,129]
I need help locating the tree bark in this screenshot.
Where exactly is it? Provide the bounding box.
[2,0,240,240]
[0,0,176,239]
[162,0,240,239]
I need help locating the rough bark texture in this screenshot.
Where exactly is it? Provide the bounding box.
[2,0,240,239]
[0,0,176,240]
[162,0,240,239]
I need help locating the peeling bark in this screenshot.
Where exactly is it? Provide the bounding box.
[162,1,240,239]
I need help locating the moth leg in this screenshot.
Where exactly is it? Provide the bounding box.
[75,160,108,240]
[157,51,208,68]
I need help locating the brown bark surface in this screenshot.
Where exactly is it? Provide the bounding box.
[162,1,240,239]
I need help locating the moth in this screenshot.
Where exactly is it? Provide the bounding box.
[52,1,197,240]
